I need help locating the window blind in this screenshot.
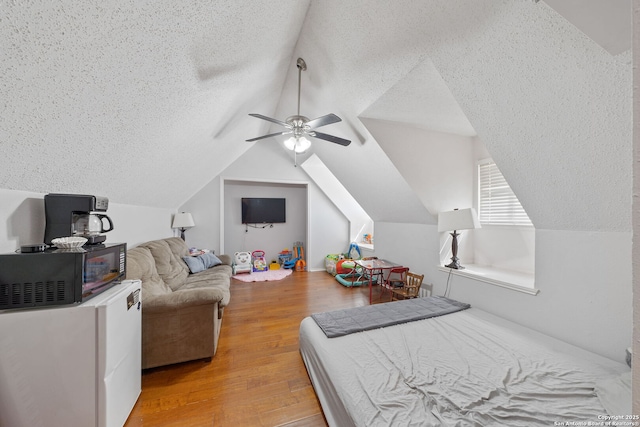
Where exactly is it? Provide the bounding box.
[478,161,532,226]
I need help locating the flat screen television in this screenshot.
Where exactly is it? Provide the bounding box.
[241,198,286,224]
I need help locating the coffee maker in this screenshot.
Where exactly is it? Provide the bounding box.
[44,193,114,245]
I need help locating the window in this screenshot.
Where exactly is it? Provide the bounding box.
[478,160,532,226]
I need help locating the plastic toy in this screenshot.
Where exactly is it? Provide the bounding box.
[294,244,306,271]
[252,250,268,272]
[325,254,340,276]
[233,251,252,274]
[335,273,371,287]
[336,259,356,275]
[284,242,305,270]
[347,242,361,260]
[278,249,292,266]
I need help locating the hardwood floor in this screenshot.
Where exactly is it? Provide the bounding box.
[124,271,383,427]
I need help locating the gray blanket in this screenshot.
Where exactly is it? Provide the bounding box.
[311,296,470,338]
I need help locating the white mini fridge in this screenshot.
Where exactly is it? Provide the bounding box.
[0,279,142,427]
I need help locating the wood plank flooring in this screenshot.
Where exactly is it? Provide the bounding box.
[124,271,384,427]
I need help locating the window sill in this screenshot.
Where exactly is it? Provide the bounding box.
[437,264,538,296]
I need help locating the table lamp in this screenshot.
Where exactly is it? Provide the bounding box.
[437,208,480,269]
[172,212,195,241]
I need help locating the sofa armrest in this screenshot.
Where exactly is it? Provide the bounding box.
[142,288,222,313]
[141,296,220,369]
[218,254,232,266]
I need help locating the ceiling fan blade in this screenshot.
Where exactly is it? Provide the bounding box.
[246,130,292,142]
[306,113,342,129]
[248,113,291,128]
[310,131,351,146]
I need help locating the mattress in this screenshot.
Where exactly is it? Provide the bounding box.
[299,307,629,427]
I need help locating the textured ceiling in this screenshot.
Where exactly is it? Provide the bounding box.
[0,1,309,207]
[0,0,632,231]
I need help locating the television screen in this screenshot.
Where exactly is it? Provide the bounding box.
[241,198,286,224]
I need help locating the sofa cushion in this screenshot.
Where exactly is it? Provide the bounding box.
[183,264,233,306]
[126,247,172,297]
[164,237,190,259]
[141,238,189,291]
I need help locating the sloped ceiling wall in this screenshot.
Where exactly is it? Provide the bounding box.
[0,1,309,207]
[1,0,631,232]
[425,2,632,231]
[285,0,631,231]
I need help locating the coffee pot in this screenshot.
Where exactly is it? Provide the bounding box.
[72,213,114,237]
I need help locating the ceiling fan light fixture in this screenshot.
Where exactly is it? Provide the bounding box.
[285,136,311,153]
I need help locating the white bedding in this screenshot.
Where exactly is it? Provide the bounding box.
[299,307,629,427]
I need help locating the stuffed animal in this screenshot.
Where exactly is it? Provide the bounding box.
[233,251,252,274]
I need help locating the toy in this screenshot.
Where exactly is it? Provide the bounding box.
[233,251,252,274]
[347,242,361,260]
[283,256,298,269]
[278,249,292,266]
[294,243,306,271]
[252,250,268,272]
[336,259,356,275]
[269,260,280,270]
[284,242,305,270]
[335,273,370,287]
[325,254,340,276]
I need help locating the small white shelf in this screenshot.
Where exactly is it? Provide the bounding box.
[437,264,538,295]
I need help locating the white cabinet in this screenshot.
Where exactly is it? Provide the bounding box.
[0,280,142,427]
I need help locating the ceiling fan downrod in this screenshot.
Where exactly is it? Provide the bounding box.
[296,58,306,117]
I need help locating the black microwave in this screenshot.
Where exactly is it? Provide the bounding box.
[0,243,126,310]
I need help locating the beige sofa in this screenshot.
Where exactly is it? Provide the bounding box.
[125,237,232,369]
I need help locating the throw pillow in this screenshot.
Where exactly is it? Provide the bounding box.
[183,252,222,274]
[201,252,222,269]
[183,255,206,274]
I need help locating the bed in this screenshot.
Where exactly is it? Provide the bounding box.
[299,297,631,427]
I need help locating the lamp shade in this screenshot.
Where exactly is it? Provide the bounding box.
[437,208,480,232]
[172,212,195,229]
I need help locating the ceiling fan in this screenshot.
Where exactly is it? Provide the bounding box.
[246,57,351,162]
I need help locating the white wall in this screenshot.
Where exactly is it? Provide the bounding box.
[361,119,473,218]
[473,226,535,274]
[175,176,223,252]
[372,221,631,363]
[301,154,373,244]
[0,188,175,254]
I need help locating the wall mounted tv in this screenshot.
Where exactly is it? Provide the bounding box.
[241,198,286,224]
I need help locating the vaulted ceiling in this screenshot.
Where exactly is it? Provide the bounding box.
[1,0,632,231]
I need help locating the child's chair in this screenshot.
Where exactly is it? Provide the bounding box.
[233,251,252,274]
